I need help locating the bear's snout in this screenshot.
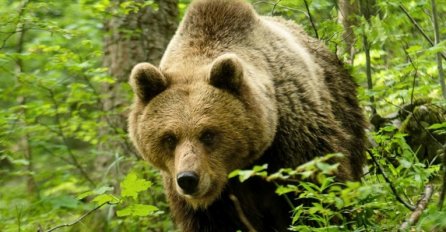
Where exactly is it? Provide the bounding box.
[177,171,199,195]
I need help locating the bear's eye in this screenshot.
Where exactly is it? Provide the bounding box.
[200,130,216,147]
[161,134,177,151]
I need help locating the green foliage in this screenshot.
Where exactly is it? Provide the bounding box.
[120,172,153,200]
[117,204,159,217]
[429,122,446,135]
[228,164,268,182]
[231,138,443,230]
[1,0,445,231]
[77,171,162,219]
[0,0,173,231]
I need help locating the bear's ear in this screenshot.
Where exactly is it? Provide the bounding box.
[129,63,167,103]
[209,54,243,94]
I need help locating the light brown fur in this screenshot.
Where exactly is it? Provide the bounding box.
[128,0,367,231]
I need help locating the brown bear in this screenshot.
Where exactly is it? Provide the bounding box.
[128,0,367,231]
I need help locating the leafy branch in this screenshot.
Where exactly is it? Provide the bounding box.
[368,150,416,211]
[39,84,96,187]
[76,72,138,158]
[399,4,446,61]
[0,0,30,49]
[303,0,318,39]
[42,201,115,232]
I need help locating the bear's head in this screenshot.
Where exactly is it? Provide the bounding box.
[128,53,277,208]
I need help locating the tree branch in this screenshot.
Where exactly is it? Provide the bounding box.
[368,150,416,211]
[402,48,418,106]
[0,0,30,49]
[14,0,38,196]
[43,202,111,232]
[399,4,446,61]
[229,194,257,232]
[77,73,138,158]
[270,0,282,16]
[252,1,306,16]
[303,0,318,39]
[39,85,96,187]
[399,184,434,230]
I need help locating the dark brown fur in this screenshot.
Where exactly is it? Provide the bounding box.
[128,0,367,231]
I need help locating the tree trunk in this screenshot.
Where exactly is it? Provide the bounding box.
[337,0,358,64]
[101,0,178,157]
[359,0,377,114]
[14,0,39,197]
[431,0,446,99]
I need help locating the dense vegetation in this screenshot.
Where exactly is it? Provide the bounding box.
[0,0,445,231]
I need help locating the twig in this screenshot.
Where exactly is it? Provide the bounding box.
[399,184,434,230]
[252,1,306,15]
[399,4,446,61]
[402,48,418,106]
[0,0,30,49]
[77,73,138,158]
[363,33,376,114]
[43,202,111,232]
[39,85,96,187]
[229,194,257,232]
[368,150,416,211]
[270,0,281,16]
[357,0,376,113]
[303,0,318,39]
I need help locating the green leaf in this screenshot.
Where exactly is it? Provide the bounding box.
[228,164,268,182]
[398,158,412,169]
[253,164,268,172]
[77,186,114,200]
[92,194,120,205]
[428,122,446,130]
[228,169,240,179]
[116,204,159,217]
[291,205,303,224]
[276,185,298,195]
[236,170,254,182]
[315,162,339,175]
[45,195,79,209]
[77,191,94,200]
[120,172,152,200]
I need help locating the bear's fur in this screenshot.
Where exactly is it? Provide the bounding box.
[128,0,367,231]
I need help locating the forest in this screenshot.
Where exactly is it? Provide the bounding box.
[0,0,445,231]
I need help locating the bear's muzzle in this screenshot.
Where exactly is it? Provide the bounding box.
[176,171,199,195]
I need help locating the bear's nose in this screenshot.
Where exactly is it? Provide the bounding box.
[177,171,199,195]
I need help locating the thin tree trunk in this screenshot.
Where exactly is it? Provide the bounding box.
[363,34,376,114]
[337,0,358,64]
[15,0,38,197]
[431,0,446,99]
[101,0,178,156]
[359,0,377,114]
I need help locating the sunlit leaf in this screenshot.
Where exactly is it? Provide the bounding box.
[120,172,152,200]
[116,204,159,217]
